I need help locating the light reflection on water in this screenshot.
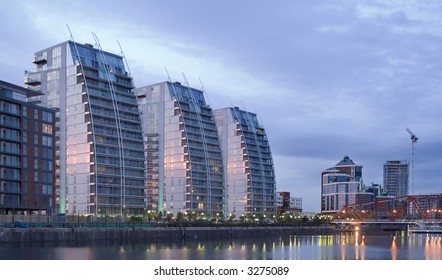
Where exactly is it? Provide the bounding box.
[0,233,441,260]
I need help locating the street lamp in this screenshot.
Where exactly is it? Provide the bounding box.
[123,205,126,224]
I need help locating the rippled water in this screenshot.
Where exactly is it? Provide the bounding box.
[0,232,441,260]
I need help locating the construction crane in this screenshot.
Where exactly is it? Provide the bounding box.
[406,128,418,195]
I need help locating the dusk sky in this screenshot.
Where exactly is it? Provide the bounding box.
[1,1,441,212]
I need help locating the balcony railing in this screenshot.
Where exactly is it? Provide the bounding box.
[32,55,47,64]
[24,77,41,86]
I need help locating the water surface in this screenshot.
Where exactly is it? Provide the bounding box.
[1,232,440,260]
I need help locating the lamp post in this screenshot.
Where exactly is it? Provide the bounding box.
[123,205,126,224]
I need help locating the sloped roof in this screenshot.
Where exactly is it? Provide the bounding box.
[335,155,356,166]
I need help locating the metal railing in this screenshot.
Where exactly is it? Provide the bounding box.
[0,214,155,228]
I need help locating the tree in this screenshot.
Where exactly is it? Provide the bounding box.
[176,211,184,222]
[277,214,285,224]
[147,212,153,223]
[284,214,292,224]
[239,215,246,223]
[166,212,173,222]
[228,214,235,222]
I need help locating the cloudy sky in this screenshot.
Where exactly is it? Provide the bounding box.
[1,1,441,212]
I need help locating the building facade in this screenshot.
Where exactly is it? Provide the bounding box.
[383,160,408,197]
[1,80,56,215]
[290,197,302,212]
[24,41,146,216]
[214,107,276,218]
[276,191,302,214]
[276,192,290,215]
[321,156,362,214]
[136,81,224,218]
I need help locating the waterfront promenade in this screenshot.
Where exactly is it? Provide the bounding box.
[0,213,343,243]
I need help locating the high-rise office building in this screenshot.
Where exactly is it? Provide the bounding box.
[1,80,56,215]
[321,156,362,214]
[136,81,224,218]
[214,107,276,218]
[24,41,146,216]
[383,160,408,197]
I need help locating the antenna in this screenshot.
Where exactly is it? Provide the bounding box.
[406,128,418,195]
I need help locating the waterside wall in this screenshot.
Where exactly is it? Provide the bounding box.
[0,226,340,243]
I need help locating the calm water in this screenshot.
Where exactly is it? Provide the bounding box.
[0,232,441,260]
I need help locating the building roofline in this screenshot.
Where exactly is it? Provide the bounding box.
[0,80,44,99]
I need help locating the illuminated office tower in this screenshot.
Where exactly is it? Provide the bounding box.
[214,107,276,219]
[136,81,224,218]
[24,41,146,216]
[321,156,362,214]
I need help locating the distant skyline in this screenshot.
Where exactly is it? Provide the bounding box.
[1,1,441,212]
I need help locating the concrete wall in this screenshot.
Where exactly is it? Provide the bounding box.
[0,226,339,243]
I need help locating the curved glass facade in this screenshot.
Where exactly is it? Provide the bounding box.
[214,107,276,218]
[136,82,224,218]
[26,41,146,216]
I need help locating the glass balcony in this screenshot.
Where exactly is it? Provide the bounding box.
[24,77,41,86]
[32,55,47,64]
